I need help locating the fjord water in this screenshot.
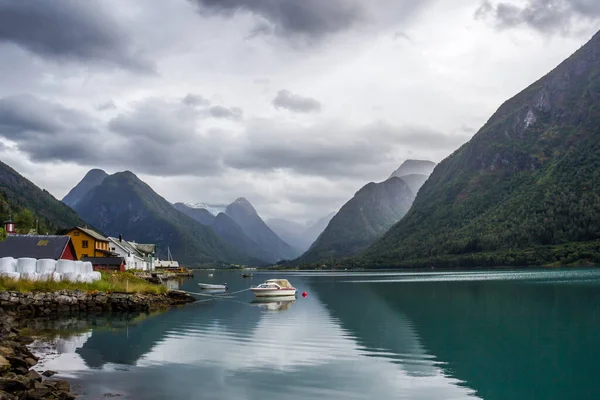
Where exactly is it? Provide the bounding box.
[32,269,600,399]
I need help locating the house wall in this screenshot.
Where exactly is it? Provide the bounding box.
[108,241,149,271]
[66,229,110,259]
[60,244,77,261]
[93,263,125,272]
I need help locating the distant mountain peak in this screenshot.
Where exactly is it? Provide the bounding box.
[390,159,436,179]
[228,197,257,214]
[62,168,109,208]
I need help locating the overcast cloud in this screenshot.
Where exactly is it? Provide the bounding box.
[0,0,599,223]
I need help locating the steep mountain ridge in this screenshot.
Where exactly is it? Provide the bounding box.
[72,171,255,266]
[173,202,216,226]
[297,177,414,263]
[62,169,108,208]
[210,212,273,264]
[225,197,300,261]
[359,29,600,268]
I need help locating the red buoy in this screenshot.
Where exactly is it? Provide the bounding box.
[302,291,307,298]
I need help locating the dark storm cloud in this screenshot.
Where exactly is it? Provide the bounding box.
[0,1,154,71]
[189,0,364,39]
[272,90,322,113]
[475,0,600,33]
[0,94,223,175]
[0,94,101,163]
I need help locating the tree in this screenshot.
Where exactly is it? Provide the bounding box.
[15,209,34,234]
[0,228,6,242]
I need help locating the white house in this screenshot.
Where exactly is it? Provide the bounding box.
[108,236,149,271]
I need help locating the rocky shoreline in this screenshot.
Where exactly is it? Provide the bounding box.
[0,290,196,317]
[0,289,196,398]
[0,307,76,399]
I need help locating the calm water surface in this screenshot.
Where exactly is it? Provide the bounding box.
[30,268,600,399]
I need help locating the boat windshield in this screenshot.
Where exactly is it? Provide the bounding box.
[257,283,280,289]
[265,279,293,288]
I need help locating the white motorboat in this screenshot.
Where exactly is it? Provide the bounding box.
[198,283,227,290]
[250,279,297,297]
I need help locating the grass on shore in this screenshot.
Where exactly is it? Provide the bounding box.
[0,271,168,294]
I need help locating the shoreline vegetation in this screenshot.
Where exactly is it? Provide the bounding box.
[0,272,168,295]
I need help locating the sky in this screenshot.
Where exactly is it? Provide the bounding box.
[0,0,599,224]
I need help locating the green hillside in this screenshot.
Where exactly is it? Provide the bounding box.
[356,30,600,269]
[297,177,414,264]
[0,160,86,234]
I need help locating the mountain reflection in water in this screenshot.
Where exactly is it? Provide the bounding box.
[25,269,600,399]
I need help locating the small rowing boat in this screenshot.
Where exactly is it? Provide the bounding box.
[198,283,228,290]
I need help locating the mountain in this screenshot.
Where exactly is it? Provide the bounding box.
[297,177,414,263]
[225,197,300,261]
[302,212,337,246]
[396,174,429,196]
[0,160,86,233]
[72,171,255,267]
[62,169,108,208]
[389,160,436,178]
[173,202,216,226]
[210,213,273,264]
[389,160,437,195]
[359,30,600,269]
[267,212,337,252]
[266,218,306,252]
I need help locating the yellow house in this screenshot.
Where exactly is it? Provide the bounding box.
[66,226,114,259]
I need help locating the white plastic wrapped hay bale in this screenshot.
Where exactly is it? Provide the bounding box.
[83,261,94,274]
[0,257,16,273]
[36,259,56,274]
[74,261,85,275]
[39,272,63,282]
[62,272,79,282]
[21,272,40,281]
[89,271,102,282]
[56,260,76,274]
[16,258,37,274]
[0,271,20,280]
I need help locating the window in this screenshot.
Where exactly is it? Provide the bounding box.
[82,240,89,248]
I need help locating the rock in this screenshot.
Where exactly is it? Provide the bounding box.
[25,371,41,383]
[47,380,70,392]
[0,374,29,391]
[16,337,34,345]
[21,387,50,400]
[0,390,17,400]
[25,358,37,368]
[0,356,10,373]
[13,366,28,375]
[0,347,15,358]
[41,371,56,378]
[6,357,28,370]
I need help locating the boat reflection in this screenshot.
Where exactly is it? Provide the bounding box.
[249,296,296,311]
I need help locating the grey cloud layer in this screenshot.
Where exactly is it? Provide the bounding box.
[0,1,154,71]
[272,90,322,113]
[0,94,466,180]
[476,0,600,33]
[190,0,364,39]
